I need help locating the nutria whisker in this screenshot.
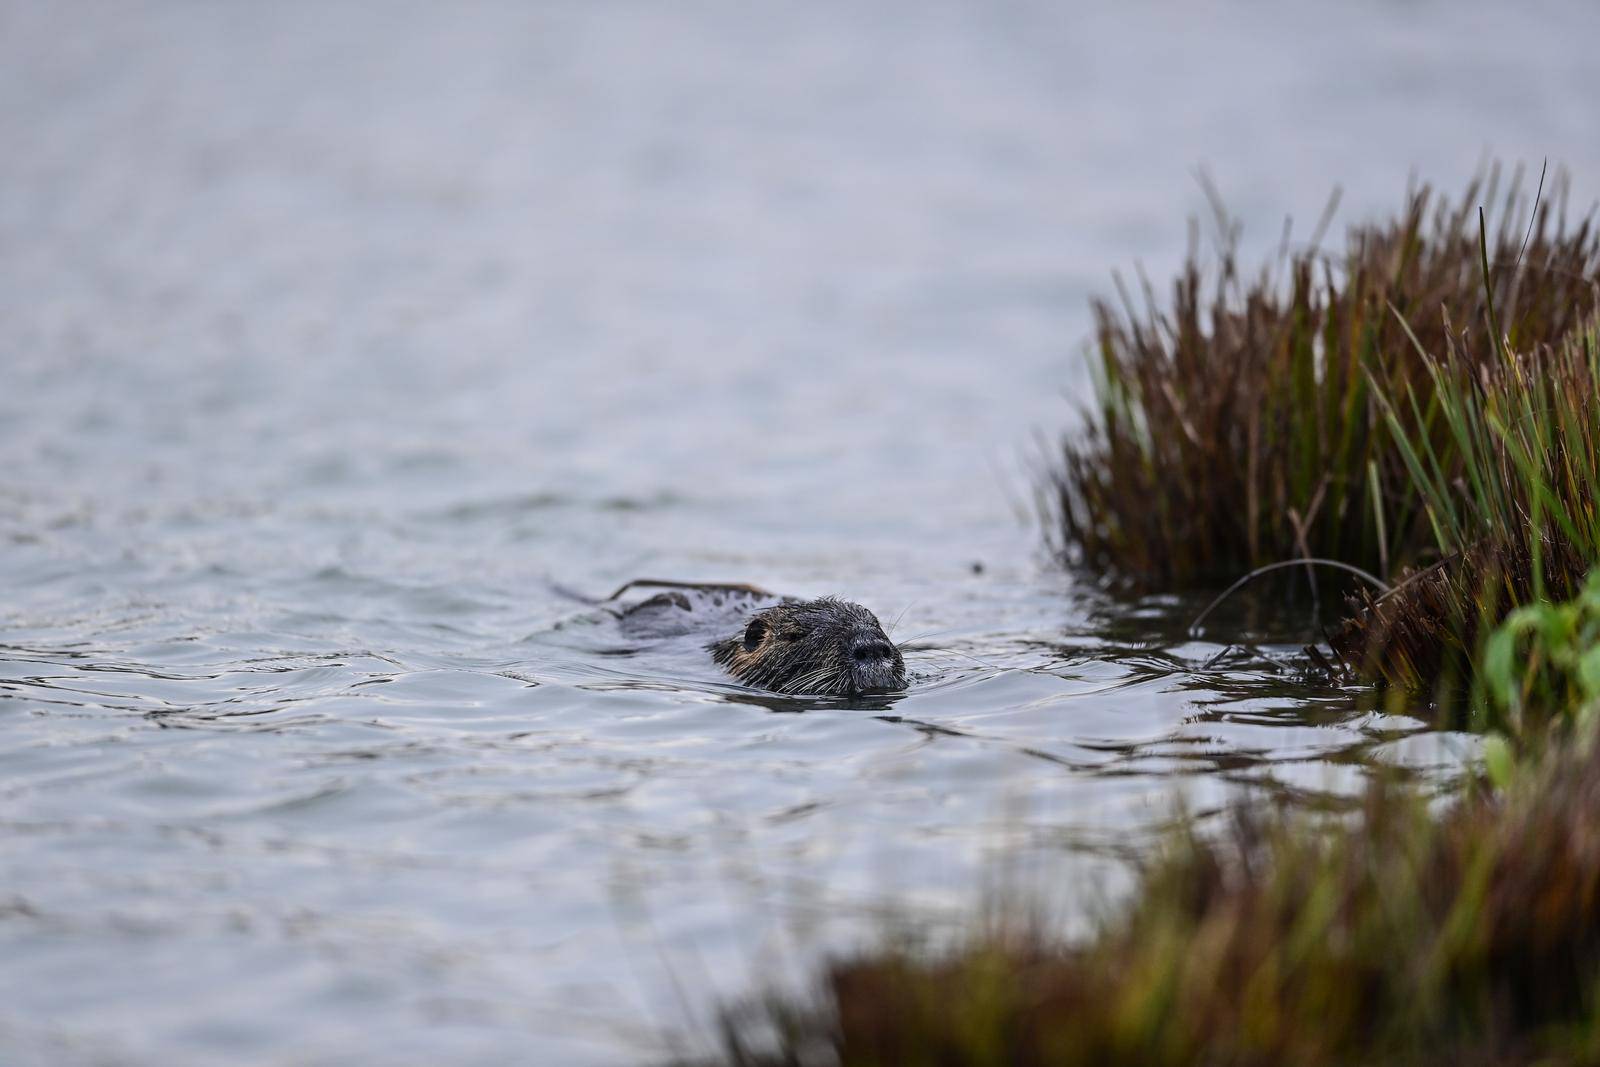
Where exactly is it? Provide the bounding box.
[780,667,842,694]
[903,645,1010,673]
[896,628,956,646]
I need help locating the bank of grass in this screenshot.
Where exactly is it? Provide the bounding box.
[1050,168,1600,589]
[688,582,1600,1067]
[1333,315,1600,709]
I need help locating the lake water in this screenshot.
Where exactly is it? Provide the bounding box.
[3,2,1599,1063]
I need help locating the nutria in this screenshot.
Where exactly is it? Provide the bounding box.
[707,596,907,697]
[566,579,908,697]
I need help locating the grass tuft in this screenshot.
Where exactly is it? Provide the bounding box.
[1050,168,1600,590]
[1332,316,1600,707]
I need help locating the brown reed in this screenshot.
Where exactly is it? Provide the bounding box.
[1050,167,1600,591]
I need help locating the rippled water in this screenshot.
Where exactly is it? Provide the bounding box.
[4,2,1599,1063]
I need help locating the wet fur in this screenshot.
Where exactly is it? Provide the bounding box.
[708,597,907,696]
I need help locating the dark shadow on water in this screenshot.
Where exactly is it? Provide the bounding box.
[712,688,910,716]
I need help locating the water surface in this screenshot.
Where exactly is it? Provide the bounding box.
[3,2,1598,1063]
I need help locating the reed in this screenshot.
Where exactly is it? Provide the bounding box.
[1050,168,1600,590]
[1333,315,1600,712]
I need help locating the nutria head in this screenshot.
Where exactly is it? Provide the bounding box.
[708,597,907,696]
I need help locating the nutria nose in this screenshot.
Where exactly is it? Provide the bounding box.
[850,638,895,663]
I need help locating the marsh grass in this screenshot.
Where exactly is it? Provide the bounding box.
[1050,168,1600,589]
[694,742,1600,1066]
[1332,316,1600,712]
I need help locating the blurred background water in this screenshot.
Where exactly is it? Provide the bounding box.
[3,1,1599,1063]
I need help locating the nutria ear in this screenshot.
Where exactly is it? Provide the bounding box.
[742,618,769,651]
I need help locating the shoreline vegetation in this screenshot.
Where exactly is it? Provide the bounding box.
[1047,166,1600,596]
[1333,314,1600,706]
[688,168,1600,1066]
[697,730,1600,1066]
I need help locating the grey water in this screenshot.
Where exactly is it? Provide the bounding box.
[3,2,1599,1063]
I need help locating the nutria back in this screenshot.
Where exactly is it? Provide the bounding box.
[616,586,783,639]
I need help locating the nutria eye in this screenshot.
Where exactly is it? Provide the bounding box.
[779,629,804,642]
[742,619,769,651]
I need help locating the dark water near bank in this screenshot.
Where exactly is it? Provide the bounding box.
[3,2,1598,1063]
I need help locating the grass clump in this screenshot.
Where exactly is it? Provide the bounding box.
[697,754,1600,1066]
[1050,168,1600,588]
[1332,316,1600,708]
